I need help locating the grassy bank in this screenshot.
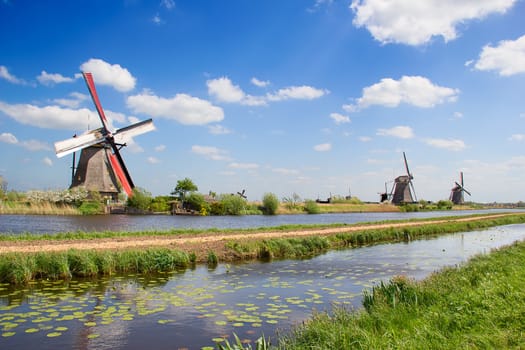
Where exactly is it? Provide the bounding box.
[1,213,524,285]
[0,201,80,215]
[276,239,525,349]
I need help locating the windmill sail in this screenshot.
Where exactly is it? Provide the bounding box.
[450,172,471,204]
[390,152,417,204]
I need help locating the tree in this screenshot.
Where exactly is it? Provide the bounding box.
[171,178,198,207]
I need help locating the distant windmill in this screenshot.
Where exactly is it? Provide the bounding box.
[54,72,155,199]
[390,152,417,205]
[237,189,247,199]
[450,172,471,204]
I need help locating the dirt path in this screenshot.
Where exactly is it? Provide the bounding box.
[0,213,513,259]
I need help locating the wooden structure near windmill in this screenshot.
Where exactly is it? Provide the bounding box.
[449,172,471,204]
[54,72,155,200]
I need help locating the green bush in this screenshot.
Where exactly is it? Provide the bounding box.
[78,201,104,215]
[219,194,246,215]
[126,187,152,211]
[304,200,320,214]
[262,192,279,215]
[185,192,210,213]
[436,199,453,210]
[150,196,172,212]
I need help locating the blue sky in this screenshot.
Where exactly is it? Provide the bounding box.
[1,0,524,203]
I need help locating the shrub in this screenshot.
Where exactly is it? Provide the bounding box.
[126,187,152,211]
[185,192,210,214]
[219,194,246,215]
[78,201,104,215]
[262,192,279,215]
[304,200,320,214]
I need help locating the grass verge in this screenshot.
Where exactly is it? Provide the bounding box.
[276,239,525,349]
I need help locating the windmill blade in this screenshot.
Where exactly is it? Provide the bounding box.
[107,151,133,197]
[54,128,106,158]
[83,72,112,134]
[403,152,412,179]
[113,119,155,144]
[409,180,417,202]
[460,171,464,187]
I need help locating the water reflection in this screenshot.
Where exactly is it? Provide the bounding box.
[1,224,525,349]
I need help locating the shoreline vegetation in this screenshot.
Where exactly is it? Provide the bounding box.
[0,213,524,285]
[273,239,525,349]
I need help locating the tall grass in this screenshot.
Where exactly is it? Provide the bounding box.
[0,248,190,284]
[277,240,525,349]
[0,201,80,215]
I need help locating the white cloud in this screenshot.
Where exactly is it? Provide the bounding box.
[0,132,50,151]
[208,124,232,135]
[53,92,89,109]
[152,14,163,25]
[0,101,99,130]
[80,58,136,92]
[155,144,166,152]
[347,76,459,111]
[453,111,464,119]
[509,134,525,142]
[0,65,26,85]
[42,157,53,166]
[191,145,232,161]
[147,156,160,164]
[314,143,332,152]
[329,112,351,124]
[228,162,259,169]
[251,77,270,87]
[37,71,75,85]
[267,85,328,101]
[207,77,246,103]
[424,138,466,151]
[0,132,18,144]
[127,90,224,125]
[376,125,414,139]
[473,34,525,76]
[359,136,372,142]
[350,0,517,46]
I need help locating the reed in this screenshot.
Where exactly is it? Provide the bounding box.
[0,248,190,284]
[276,240,525,349]
[0,201,80,215]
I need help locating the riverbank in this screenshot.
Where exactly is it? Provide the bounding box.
[276,237,525,349]
[1,213,524,284]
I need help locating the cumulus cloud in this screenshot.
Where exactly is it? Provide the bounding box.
[346,76,459,111]
[0,132,50,151]
[37,71,75,85]
[473,34,525,76]
[155,144,166,152]
[350,0,517,46]
[424,138,466,151]
[376,125,414,139]
[329,112,351,124]
[0,132,18,144]
[161,0,175,9]
[53,92,89,109]
[0,65,26,85]
[127,90,224,125]
[314,143,332,152]
[267,85,328,101]
[207,76,327,106]
[0,101,99,130]
[191,145,232,161]
[80,58,136,92]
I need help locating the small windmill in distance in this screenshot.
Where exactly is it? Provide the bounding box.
[54,72,155,199]
[390,152,417,205]
[450,172,471,204]
[237,189,247,199]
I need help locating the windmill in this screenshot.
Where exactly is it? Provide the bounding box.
[390,152,417,205]
[449,172,471,205]
[237,189,247,199]
[54,72,155,199]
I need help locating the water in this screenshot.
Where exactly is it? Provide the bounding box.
[0,209,519,234]
[1,223,524,349]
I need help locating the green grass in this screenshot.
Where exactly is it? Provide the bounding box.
[0,248,190,284]
[276,240,525,349]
